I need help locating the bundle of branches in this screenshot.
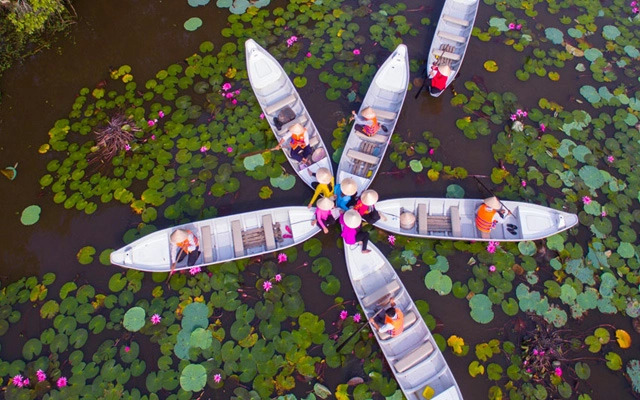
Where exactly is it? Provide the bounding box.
[88,113,141,167]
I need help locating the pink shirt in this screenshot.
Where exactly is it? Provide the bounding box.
[339,214,357,244]
[315,208,332,230]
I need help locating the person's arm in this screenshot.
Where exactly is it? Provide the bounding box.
[308,186,322,208]
[328,177,335,196]
[316,209,329,232]
[187,233,198,251]
[170,241,179,263]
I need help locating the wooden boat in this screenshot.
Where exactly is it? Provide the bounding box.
[245,39,333,189]
[426,0,479,97]
[373,197,579,242]
[336,44,409,196]
[344,241,463,400]
[110,207,320,272]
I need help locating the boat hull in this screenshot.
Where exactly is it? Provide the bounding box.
[373,197,578,242]
[110,207,320,272]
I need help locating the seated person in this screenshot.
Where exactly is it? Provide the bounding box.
[307,167,335,208]
[369,297,404,338]
[312,197,339,234]
[353,189,386,224]
[475,196,506,239]
[170,229,200,269]
[335,177,358,211]
[339,209,371,254]
[351,107,388,136]
[429,63,451,92]
[285,123,313,165]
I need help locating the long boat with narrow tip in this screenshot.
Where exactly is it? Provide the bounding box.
[336,43,409,196]
[373,198,578,241]
[245,38,333,189]
[110,207,320,272]
[426,0,479,97]
[343,241,463,400]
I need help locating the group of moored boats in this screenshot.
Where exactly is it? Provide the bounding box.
[110,8,577,399]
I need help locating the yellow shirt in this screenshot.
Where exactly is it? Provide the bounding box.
[308,177,335,206]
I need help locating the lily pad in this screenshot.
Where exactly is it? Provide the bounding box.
[469,294,494,324]
[20,205,41,225]
[270,174,296,190]
[123,306,146,332]
[184,17,203,32]
[446,184,464,198]
[180,363,207,391]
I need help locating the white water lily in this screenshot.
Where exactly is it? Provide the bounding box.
[512,120,524,132]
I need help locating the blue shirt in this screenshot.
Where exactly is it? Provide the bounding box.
[335,184,352,211]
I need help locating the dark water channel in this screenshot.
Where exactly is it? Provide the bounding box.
[0,0,637,398]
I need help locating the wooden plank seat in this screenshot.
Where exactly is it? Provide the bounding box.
[262,214,277,251]
[200,225,215,263]
[241,227,266,249]
[355,131,389,144]
[443,14,469,27]
[394,340,435,373]
[379,309,418,340]
[450,206,461,237]
[427,216,452,231]
[371,108,397,120]
[277,114,308,135]
[347,149,380,165]
[264,94,297,115]
[362,279,401,308]
[432,49,462,61]
[417,204,428,235]
[438,30,466,44]
[231,220,244,258]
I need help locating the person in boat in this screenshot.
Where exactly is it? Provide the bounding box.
[429,63,451,92]
[353,189,386,224]
[170,229,201,267]
[351,107,388,136]
[312,197,340,234]
[284,123,313,165]
[307,167,335,208]
[369,297,404,338]
[334,177,358,211]
[339,209,371,254]
[475,196,506,239]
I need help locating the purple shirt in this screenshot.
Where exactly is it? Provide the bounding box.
[339,214,357,244]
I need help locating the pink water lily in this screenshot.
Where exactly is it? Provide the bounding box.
[429,148,435,155]
[582,196,591,205]
[353,313,361,323]
[222,82,232,91]
[487,242,497,254]
[151,134,156,140]
[601,209,607,217]
[340,310,348,320]
[539,123,546,132]
[214,373,222,383]
[125,346,130,353]
[259,113,265,119]
[190,266,201,275]
[516,24,522,30]
[275,274,282,282]
[521,180,527,187]
[158,110,165,118]
[263,281,273,291]
[36,369,47,382]
[227,147,233,153]
[200,146,207,153]
[277,253,288,264]
[306,52,312,58]
[57,376,68,388]
[353,49,361,55]
[489,265,496,272]
[232,99,238,105]
[555,367,563,377]
[125,144,131,151]
[12,374,24,387]
[151,313,162,325]
[388,235,396,246]
[508,23,516,30]
[607,155,614,163]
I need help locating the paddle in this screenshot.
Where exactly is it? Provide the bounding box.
[239,139,284,159]
[335,296,392,352]
[473,176,514,216]
[167,247,184,283]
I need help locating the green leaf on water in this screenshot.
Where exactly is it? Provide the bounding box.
[518,241,536,256]
[77,246,96,265]
[469,294,494,324]
[123,306,146,332]
[21,205,42,225]
[180,363,207,391]
[446,184,464,198]
[184,17,203,32]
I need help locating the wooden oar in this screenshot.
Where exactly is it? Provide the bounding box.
[239,139,284,159]
[167,247,184,284]
[335,296,392,352]
[473,176,514,216]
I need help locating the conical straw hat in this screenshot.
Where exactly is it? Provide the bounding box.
[484,197,501,209]
[340,178,357,196]
[400,212,416,226]
[343,209,362,229]
[289,123,305,135]
[316,167,332,184]
[439,65,451,77]
[360,190,379,206]
[171,229,189,243]
[316,197,334,211]
[361,107,376,119]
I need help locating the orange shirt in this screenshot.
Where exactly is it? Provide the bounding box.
[476,204,497,233]
[384,308,404,337]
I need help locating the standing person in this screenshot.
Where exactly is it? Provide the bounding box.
[312,197,339,234]
[307,167,334,208]
[475,196,506,239]
[353,189,386,224]
[335,177,357,211]
[369,297,405,338]
[339,209,371,254]
[351,107,388,137]
[285,123,313,166]
[170,229,201,268]
[429,63,451,92]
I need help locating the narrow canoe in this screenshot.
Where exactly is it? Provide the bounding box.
[245,39,333,189]
[110,207,320,272]
[344,241,463,400]
[426,0,479,97]
[373,197,578,242]
[336,44,409,196]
